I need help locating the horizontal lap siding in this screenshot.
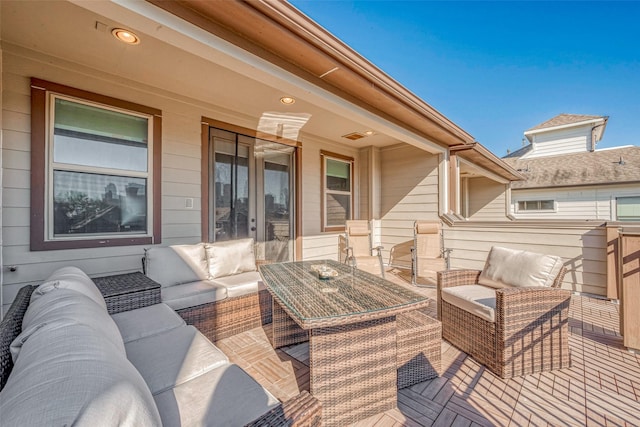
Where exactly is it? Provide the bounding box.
[0,51,219,314]
[301,234,340,261]
[379,146,439,261]
[444,223,607,295]
[467,177,507,220]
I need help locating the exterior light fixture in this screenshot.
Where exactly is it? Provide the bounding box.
[111,28,140,45]
[280,96,296,105]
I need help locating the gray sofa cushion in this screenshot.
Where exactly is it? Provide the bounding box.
[154,363,280,427]
[111,303,185,343]
[211,271,265,299]
[206,238,257,279]
[440,284,497,323]
[145,243,209,287]
[125,325,229,395]
[478,246,564,289]
[0,321,161,427]
[31,266,107,310]
[161,280,227,311]
[14,288,125,360]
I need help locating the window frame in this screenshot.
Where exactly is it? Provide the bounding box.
[30,78,162,250]
[616,196,640,221]
[321,150,354,232]
[516,199,556,213]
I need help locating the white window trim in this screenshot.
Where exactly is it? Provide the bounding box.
[515,199,557,213]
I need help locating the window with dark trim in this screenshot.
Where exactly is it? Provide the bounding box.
[30,78,162,250]
[321,151,353,232]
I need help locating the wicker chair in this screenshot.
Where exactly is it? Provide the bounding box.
[437,247,571,378]
[339,220,385,278]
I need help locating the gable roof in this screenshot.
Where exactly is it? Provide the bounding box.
[526,113,606,133]
[502,146,640,189]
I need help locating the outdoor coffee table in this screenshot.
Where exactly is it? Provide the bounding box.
[259,259,430,426]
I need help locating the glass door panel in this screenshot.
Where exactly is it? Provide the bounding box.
[210,129,295,262]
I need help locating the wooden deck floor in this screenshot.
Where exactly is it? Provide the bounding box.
[216,271,640,426]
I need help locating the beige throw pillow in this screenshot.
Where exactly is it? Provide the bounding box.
[478,246,564,289]
[206,238,256,279]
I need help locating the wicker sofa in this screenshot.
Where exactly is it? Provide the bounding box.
[0,267,320,426]
[437,246,571,379]
[143,239,272,342]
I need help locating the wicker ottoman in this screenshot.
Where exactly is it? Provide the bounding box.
[397,309,442,389]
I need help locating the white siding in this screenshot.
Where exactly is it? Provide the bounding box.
[301,234,340,261]
[466,177,507,220]
[0,49,253,312]
[525,125,592,158]
[378,145,440,261]
[444,221,607,295]
[511,184,640,220]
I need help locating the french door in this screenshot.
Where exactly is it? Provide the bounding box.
[209,128,295,262]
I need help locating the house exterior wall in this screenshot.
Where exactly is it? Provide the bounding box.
[526,124,592,158]
[466,177,508,220]
[378,144,440,261]
[0,46,373,313]
[511,184,640,220]
[444,221,608,295]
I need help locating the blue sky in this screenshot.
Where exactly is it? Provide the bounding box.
[289,1,640,157]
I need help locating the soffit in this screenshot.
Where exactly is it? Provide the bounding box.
[146,0,475,148]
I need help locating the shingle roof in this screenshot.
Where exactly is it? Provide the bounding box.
[501,146,640,189]
[526,113,606,132]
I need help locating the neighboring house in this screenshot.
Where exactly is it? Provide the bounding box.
[0,1,521,313]
[503,114,640,220]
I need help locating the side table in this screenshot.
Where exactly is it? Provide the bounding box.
[94,272,161,314]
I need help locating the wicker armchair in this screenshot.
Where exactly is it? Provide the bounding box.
[437,247,571,378]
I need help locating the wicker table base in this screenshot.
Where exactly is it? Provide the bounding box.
[397,310,441,389]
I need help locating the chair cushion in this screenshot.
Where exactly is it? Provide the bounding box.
[415,221,440,234]
[14,288,125,361]
[441,284,497,323]
[161,280,227,311]
[0,321,161,427]
[145,244,209,287]
[211,271,265,298]
[478,246,564,289]
[111,303,185,343]
[125,325,229,395]
[206,238,257,279]
[153,363,280,427]
[31,266,107,310]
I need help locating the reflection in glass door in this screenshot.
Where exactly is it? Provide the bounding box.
[210,128,295,262]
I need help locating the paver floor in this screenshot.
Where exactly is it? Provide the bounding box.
[216,270,640,426]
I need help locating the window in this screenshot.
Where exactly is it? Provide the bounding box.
[617,196,640,221]
[517,200,555,212]
[321,151,353,231]
[31,78,161,250]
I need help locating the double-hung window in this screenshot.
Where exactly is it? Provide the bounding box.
[31,78,161,250]
[321,151,353,232]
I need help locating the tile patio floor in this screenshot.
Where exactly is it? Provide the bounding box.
[216,271,640,426]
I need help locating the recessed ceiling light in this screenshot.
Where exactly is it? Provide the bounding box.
[364,130,375,136]
[280,96,296,105]
[111,28,140,45]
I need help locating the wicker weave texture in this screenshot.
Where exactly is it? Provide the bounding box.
[93,272,161,314]
[310,317,397,427]
[437,267,571,378]
[177,289,273,342]
[245,390,322,427]
[0,285,35,391]
[271,301,309,349]
[397,310,442,389]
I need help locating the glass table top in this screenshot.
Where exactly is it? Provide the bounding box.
[259,259,429,327]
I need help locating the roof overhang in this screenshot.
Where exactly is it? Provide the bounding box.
[524,117,608,142]
[450,143,525,181]
[145,0,476,149]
